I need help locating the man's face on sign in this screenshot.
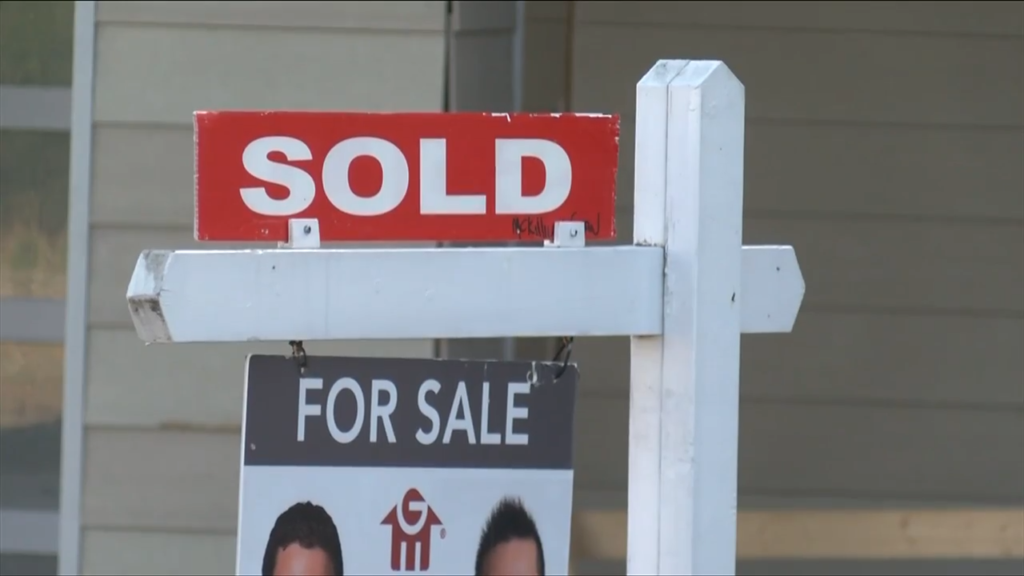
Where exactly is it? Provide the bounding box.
[272,543,334,576]
[481,537,541,576]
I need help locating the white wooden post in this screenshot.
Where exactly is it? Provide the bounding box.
[627,60,685,576]
[125,59,803,576]
[629,60,751,576]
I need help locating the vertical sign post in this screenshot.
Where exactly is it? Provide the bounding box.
[126,60,805,575]
[629,61,765,576]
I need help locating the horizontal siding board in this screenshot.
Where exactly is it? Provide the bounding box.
[572,313,1024,407]
[87,227,435,327]
[450,34,515,112]
[577,558,1024,576]
[96,0,445,31]
[739,403,1024,502]
[521,18,568,112]
[562,489,1019,514]
[82,529,234,575]
[574,1,1024,36]
[90,126,193,227]
[574,398,1024,501]
[575,509,1024,563]
[571,25,1024,127]
[525,1,569,22]
[82,429,240,532]
[0,297,66,343]
[85,328,434,429]
[741,123,1024,221]
[743,218,1024,314]
[743,313,1024,406]
[614,119,1024,221]
[734,559,1024,576]
[452,1,515,31]
[93,25,445,125]
[734,494,1024,510]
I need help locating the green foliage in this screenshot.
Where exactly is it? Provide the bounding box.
[0,1,75,85]
[9,233,37,271]
[0,130,70,236]
[0,1,75,234]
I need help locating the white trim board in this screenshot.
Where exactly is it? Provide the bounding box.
[0,85,72,131]
[58,2,96,575]
[0,298,65,343]
[0,508,59,555]
[126,245,803,342]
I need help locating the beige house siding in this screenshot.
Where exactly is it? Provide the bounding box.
[448,1,515,112]
[544,0,1024,573]
[522,2,572,113]
[80,2,447,574]
[68,1,1023,573]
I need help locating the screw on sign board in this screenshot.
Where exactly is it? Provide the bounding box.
[236,355,577,576]
[194,112,619,243]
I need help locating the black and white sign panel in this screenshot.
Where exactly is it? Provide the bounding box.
[236,355,578,576]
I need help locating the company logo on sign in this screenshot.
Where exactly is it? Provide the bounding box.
[381,488,445,572]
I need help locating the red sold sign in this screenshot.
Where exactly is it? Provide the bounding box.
[194,111,619,243]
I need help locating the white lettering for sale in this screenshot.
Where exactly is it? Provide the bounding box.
[296,377,530,446]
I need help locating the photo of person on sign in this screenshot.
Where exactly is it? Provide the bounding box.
[262,501,344,576]
[475,497,546,576]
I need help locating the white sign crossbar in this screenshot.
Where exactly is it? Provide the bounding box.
[125,245,803,343]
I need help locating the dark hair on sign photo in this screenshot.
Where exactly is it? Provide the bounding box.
[474,497,546,576]
[262,501,344,576]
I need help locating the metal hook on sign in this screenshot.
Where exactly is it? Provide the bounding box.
[288,340,307,374]
[552,336,574,380]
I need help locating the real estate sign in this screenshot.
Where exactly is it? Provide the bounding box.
[236,355,578,576]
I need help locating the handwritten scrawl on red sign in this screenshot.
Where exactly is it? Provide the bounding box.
[193,111,619,243]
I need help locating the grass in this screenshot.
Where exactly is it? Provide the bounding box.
[0,210,67,429]
[0,0,74,86]
[0,218,66,299]
[0,342,63,429]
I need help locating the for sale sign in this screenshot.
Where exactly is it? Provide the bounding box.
[236,355,578,576]
[194,111,619,243]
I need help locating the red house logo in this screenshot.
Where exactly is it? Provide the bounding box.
[381,488,444,571]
